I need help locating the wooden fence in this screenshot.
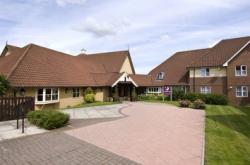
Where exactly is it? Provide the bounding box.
[0,97,35,122]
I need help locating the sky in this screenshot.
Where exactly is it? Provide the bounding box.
[1,0,250,74]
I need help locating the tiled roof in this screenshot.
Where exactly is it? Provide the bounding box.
[0,44,133,87]
[129,74,153,87]
[149,48,211,86]
[190,36,250,67]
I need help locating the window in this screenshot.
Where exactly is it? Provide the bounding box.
[236,86,248,97]
[36,88,59,103]
[201,68,210,77]
[147,87,162,94]
[235,65,247,76]
[73,88,80,97]
[156,72,165,80]
[200,86,211,94]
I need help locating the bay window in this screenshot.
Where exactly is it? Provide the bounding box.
[236,86,248,97]
[36,88,59,103]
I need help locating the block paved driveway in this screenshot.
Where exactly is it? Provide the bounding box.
[0,102,205,165]
[66,102,205,165]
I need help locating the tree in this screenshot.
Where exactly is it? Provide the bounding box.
[0,75,10,96]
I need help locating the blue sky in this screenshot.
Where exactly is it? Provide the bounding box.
[1,0,250,73]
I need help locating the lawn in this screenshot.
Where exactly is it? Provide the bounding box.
[72,101,121,108]
[205,105,250,165]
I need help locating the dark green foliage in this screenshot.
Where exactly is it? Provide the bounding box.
[0,75,10,96]
[193,99,206,109]
[179,100,191,107]
[183,93,228,105]
[172,88,185,101]
[27,110,69,130]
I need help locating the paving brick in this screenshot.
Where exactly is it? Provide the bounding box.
[0,132,139,165]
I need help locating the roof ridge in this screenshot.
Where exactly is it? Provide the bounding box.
[7,44,32,79]
[86,50,129,56]
[26,43,74,57]
[220,36,250,42]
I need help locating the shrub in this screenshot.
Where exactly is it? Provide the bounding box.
[85,93,95,103]
[0,75,10,96]
[172,88,185,101]
[193,99,206,109]
[179,100,191,107]
[183,93,228,105]
[84,87,94,95]
[27,110,69,130]
[203,94,228,105]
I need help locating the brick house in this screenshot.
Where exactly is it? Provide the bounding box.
[148,36,250,105]
[0,44,146,109]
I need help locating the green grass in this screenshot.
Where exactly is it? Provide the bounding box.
[72,101,121,108]
[205,105,250,165]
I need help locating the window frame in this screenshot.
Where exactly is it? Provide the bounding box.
[236,86,248,97]
[73,88,80,98]
[36,88,59,104]
[200,86,211,94]
[235,65,247,76]
[201,67,210,77]
[147,87,162,94]
[156,72,165,80]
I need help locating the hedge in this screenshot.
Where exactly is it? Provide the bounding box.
[183,93,228,105]
[27,110,69,130]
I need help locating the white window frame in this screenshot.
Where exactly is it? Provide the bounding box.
[201,67,210,77]
[73,88,80,98]
[235,65,247,76]
[236,86,248,97]
[36,88,59,104]
[200,86,211,94]
[147,87,162,94]
[156,72,165,80]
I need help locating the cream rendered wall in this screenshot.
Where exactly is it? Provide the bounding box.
[59,88,83,109]
[189,67,227,77]
[120,56,134,74]
[95,87,109,101]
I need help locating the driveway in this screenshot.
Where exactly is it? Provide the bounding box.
[66,102,205,165]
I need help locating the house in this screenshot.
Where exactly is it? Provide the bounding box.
[148,36,250,105]
[0,44,146,109]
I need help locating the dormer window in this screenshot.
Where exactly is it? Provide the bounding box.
[235,65,247,76]
[201,67,210,77]
[156,72,165,80]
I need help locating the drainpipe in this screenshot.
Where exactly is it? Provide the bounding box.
[193,67,196,93]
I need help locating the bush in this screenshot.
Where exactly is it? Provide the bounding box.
[193,99,206,109]
[84,87,94,95]
[204,94,228,105]
[172,88,185,101]
[183,93,228,105]
[179,100,191,107]
[85,93,95,103]
[27,110,69,130]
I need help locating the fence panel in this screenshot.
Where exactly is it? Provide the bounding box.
[0,97,35,122]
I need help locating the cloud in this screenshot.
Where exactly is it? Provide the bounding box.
[74,17,131,37]
[55,0,87,6]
